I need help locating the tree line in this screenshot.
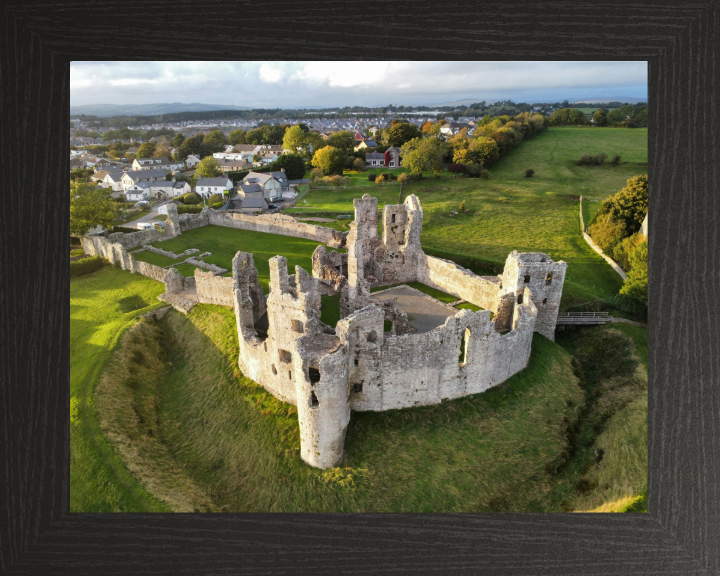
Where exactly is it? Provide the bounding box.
[549,104,648,128]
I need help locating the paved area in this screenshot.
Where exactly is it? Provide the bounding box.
[371,285,459,333]
[133,200,171,228]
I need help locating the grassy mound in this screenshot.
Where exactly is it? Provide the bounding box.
[97,303,595,512]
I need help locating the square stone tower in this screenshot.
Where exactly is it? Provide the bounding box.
[501,251,566,341]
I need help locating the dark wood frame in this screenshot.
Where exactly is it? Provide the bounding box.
[1,1,718,573]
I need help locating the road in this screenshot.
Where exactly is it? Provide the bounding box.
[132,200,171,228]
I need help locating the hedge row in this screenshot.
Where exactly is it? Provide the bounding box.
[70,256,108,278]
[177,204,203,214]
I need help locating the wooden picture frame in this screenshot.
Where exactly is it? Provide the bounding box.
[1,1,718,573]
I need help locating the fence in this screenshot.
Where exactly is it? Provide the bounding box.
[565,293,647,318]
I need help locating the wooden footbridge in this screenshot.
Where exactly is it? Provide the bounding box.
[555,312,613,325]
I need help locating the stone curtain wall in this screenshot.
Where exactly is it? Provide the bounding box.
[195,270,234,306]
[79,234,184,295]
[579,196,627,281]
[337,296,537,413]
[107,227,163,250]
[419,255,503,311]
[208,210,346,248]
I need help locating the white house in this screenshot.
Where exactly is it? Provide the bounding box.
[124,181,176,201]
[132,157,184,171]
[239,170,288,200]
[185,154,201,168]
[195,177,233,199]
[213,152,253,162]
[125,187,151,202]
[102,171,127,192]
[121,168,167,191]
[170,181,191,197]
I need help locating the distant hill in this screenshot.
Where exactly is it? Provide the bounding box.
[70,103,252,117]
[572,97,646,104]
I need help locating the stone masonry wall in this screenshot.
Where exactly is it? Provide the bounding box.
[419,255,504,311]
[208,210,346,248]
[195,269,234,306]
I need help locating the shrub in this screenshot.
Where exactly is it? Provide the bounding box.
[375,174,386,184]
[619,240,648,304]
[70,256,108,278]
[447,163,467,175]
[380,172,395,181]
[588,217,625,256]
[525,168,535,178]
[70,249,85,257]
[352,157,366,171]
[368,173,377,182]
[611,154,621,167]
[612,232,643,271]
[459,200,466,211]
[207,193,224,205]
[396,172,410,183]
[465,164,481,178]
[177,204,203,215]
[479,169,490,179]
[182,192,201,205]
[111,226,138,234]
[210,202,224,209]
[577,153,608,166]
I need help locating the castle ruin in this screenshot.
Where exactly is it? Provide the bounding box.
[229,194,566,469]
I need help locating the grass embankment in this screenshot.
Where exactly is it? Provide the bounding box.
[70,266,169,512]
[288,128,647,309]
[139,226,337,289]
[97,304,587,512]
[554,324,648,512]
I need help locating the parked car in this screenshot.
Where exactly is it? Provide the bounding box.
[134,200,149,207]
[268,204,277,209]
[136,222,153,230]
[152,222,165,231]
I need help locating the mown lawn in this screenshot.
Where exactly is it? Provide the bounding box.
[97,303,592,512]
[70,266,169,512]
[147,226,340,291]
[288,127,647,308]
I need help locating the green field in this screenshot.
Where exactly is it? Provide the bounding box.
[289,127,647,308]
[137,226,341,290]
[70,266,169,512]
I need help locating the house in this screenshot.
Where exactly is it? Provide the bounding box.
[237,197,268,213]
[354,139,378,151]
[195,177,233,199]
[126,146,139,155]
[440,122,471,136]
[237,183,264,198]
[121,168,167,191]
[185,154,201,168]
[124,180,177,201]
[102,171,127,193]
[90,171,109,183]
[240,170,289,200]
[125,187,151,202]
[232,144,260,154]
[219,159,251,173]
[213,152,252,162]
[365,147,401,169]
[354,132,366,141]
[171,181,192,197]
[132,157,184,171]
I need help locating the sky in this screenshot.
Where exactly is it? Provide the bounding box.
[70,61,648,108]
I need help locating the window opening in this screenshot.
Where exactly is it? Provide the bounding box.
[309,367,321,384]
[310,391,319,407]
[524,274,531,283]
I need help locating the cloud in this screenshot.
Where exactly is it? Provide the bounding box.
[70,61,647,108]
[259,64,282,83]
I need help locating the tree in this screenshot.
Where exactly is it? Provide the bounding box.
[352,157,366,171]
[525,168,535,178]
[549,108,588,126]
[422,120,435,132]
[207,193,224,205]
[195,157,222,178]
[592,109,608,127]
[153,145,170,159]
[182,192,201,205]
[70,182,116,236]
[311,146,345,176]
[178,134,204,158]
[172,133,186,148]
[606,175,648,233]
[619,240,648,304]
[387,123,422,147]
[269,153,306,180]
[229,129,246,145]
[473,137,500,166]
[305,132,325,156]
[283,125,310,156]
[136,141,157,158]
[326,131,356,154]
[201,129,228,158]
[400,137,445,177]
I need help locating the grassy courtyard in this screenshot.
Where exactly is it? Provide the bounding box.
[133,226,341,290]
[289,127,647,308]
